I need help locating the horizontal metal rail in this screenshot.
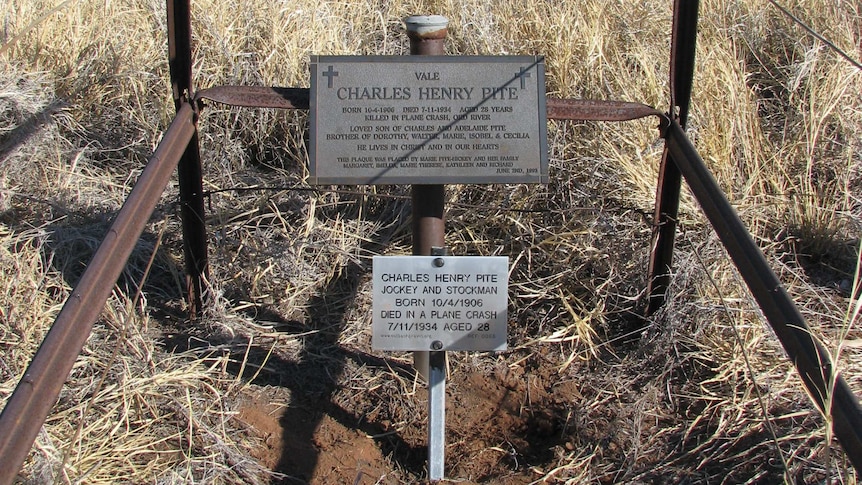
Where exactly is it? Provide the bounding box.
[196,86,310,109]
[665,119,862,471]
[195,86,667,124]
[0,102,197,485]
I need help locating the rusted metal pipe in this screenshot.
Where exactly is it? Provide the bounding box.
[0,103,197,485]
[406,14,447,285]
[646,149,683,316]
[406,16,448,377]
[668,0,699,127]
[406,14,448,56]
[646,0,700,317]
[167,0,192,110]
[406,15,449,482]
[168,0,208,316]
[177,132,208,317]
[664,119,862,472]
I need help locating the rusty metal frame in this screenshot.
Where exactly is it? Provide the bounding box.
[0,103,197,485]
[1,0,861,482]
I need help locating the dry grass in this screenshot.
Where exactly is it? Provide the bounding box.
[1,0,860,483]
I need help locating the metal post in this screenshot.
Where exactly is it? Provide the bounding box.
[645,0,700,317]
[167,0,209,317]
[405,14,448,482]
[428,343,446,481]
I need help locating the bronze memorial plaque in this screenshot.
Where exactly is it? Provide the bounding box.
[309,55,547,185]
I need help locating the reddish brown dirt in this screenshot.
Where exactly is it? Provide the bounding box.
[232,353,620,484]
[237,389,396,484]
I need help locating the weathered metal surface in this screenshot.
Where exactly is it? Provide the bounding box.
[405,14,448,57]
[0,103,198,485]
[664,120,862,472]
[412,184,446,256]
[646,0,700,316]
[195,86,310,109]
[406,17,448,482]
[405,15,448,40]
[177,132,208,317]
[546,98,665,123]
[407,21,447,260]
[428,348,446,481]
[167,0,192,108]
[668,0,699,126]
[167,0,208,316]
[645,147,683,316]
[308,55,548,185]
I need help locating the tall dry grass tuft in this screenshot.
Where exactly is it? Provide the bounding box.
[0,0,860,482]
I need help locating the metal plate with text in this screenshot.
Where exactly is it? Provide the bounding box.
[372,256,508,351]
[310,56,547,185]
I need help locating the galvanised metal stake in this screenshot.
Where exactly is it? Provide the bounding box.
[428,348,446,481]
[427,248,448,481]
[405,14,449,482]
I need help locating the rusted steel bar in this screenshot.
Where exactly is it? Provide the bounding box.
[407,15,447,281]
[196,86,310,109]
[195,85,667,125]
[668,0,699,126]
[412,184,446,256]
[167,0,208,316]
[177,132,208,317]
[546,98,665,123]
[0,103,198,485]
[167,0,192,111]
[664,119,862,472]
[407,14,447,256]
[646,152,683,316]
[646,0,700,317]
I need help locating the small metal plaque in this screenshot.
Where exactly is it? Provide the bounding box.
[310,56,547,185]
[372,256,508,351]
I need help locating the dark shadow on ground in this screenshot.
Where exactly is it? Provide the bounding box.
[156,189,430,482]
[0,194,185,309]
[157,266,430,483]
[0,99,68,166]
[270,260,418,482]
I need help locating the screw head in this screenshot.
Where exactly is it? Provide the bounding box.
[431,341,443,350]
[433,258,445,267]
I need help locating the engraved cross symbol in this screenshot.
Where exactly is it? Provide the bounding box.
[322,65,339,88]
[516,67,531,89]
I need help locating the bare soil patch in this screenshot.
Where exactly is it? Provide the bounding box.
[228,340,667,484]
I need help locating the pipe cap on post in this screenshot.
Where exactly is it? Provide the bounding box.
[404,15,449,38]
[404,15,448,54]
